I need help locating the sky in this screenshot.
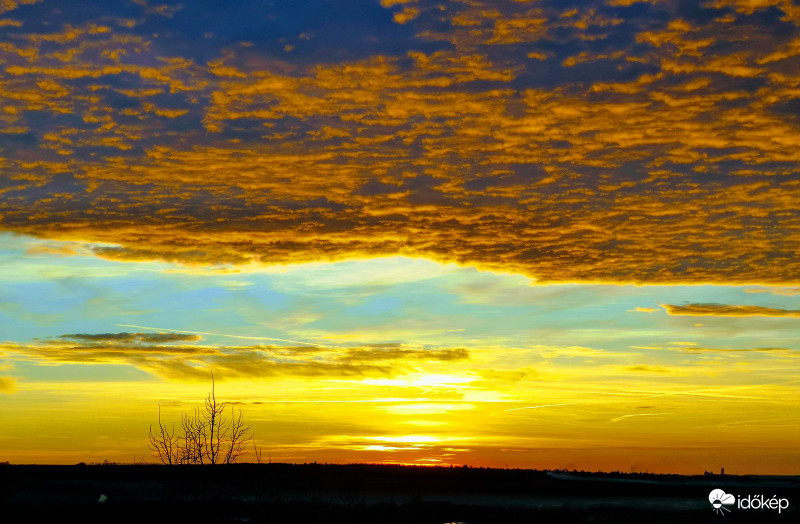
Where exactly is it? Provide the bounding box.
[0,0,799,473]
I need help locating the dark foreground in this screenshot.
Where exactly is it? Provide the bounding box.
[1,463,798,523]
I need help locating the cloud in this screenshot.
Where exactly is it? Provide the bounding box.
[0,0,42,15]
[25,243,81,256]
[662,303,800,317]
[92,246,253,266]
[0,0,799,284]
[744,287,800,296]
[625,365,673,373]
[380,0,416,7]
[393,7,419,24]
[678,346,795,353]
[60,332,202,344]
[475,368,537,385]
[340,346,468,362]
[0,332,471,381]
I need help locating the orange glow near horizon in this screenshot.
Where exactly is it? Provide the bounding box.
[2,0,800,475]
[2,348,798,474]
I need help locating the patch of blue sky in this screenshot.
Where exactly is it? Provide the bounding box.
[12,0,423,64]
[2,233,799,357]
[12,361,153,383]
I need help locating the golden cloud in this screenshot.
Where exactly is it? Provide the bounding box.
[1,0,799,284]
[393,6,420,24]
[0,0,42,15]
[744,287,800,296]
[662,303,800,317]
[634,307,660,313]
[341,347,468,362]
[0,333,471,382]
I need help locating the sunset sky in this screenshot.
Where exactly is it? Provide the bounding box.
[1,0,799,474]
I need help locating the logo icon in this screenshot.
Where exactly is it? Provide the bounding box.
[709,489,736,515]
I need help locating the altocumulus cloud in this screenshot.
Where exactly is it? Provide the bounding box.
[0,1,799,283]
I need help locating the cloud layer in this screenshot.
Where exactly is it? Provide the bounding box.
[1,0,799,283]
[1,332,470,381]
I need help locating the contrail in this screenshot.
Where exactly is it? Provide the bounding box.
[636,388,770,401]
[116,324,327,347]
[694,418,793,430]
[608,413,673,423]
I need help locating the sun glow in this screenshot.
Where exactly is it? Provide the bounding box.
[380,403,476,415]
[359,373,479,389]
[365,435,443,445]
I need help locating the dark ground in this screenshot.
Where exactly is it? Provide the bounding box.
[1,463,797,523]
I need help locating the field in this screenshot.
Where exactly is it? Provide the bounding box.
[2,463,797,523]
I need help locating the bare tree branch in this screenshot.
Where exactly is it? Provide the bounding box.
[203,370,228,465]
[180,406,205,465]
[148,404,177,465]
[224,405,253,464]
[148,370,255,466]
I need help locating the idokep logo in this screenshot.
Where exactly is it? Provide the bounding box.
[708,488,790,516]
[709,489,735,515]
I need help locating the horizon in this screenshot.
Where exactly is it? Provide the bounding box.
[0,460,768,477]
[1,0,799,475]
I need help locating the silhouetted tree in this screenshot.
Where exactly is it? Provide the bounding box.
[180,406,205,464]
[149,405,178,465]
[149,372,253,465]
